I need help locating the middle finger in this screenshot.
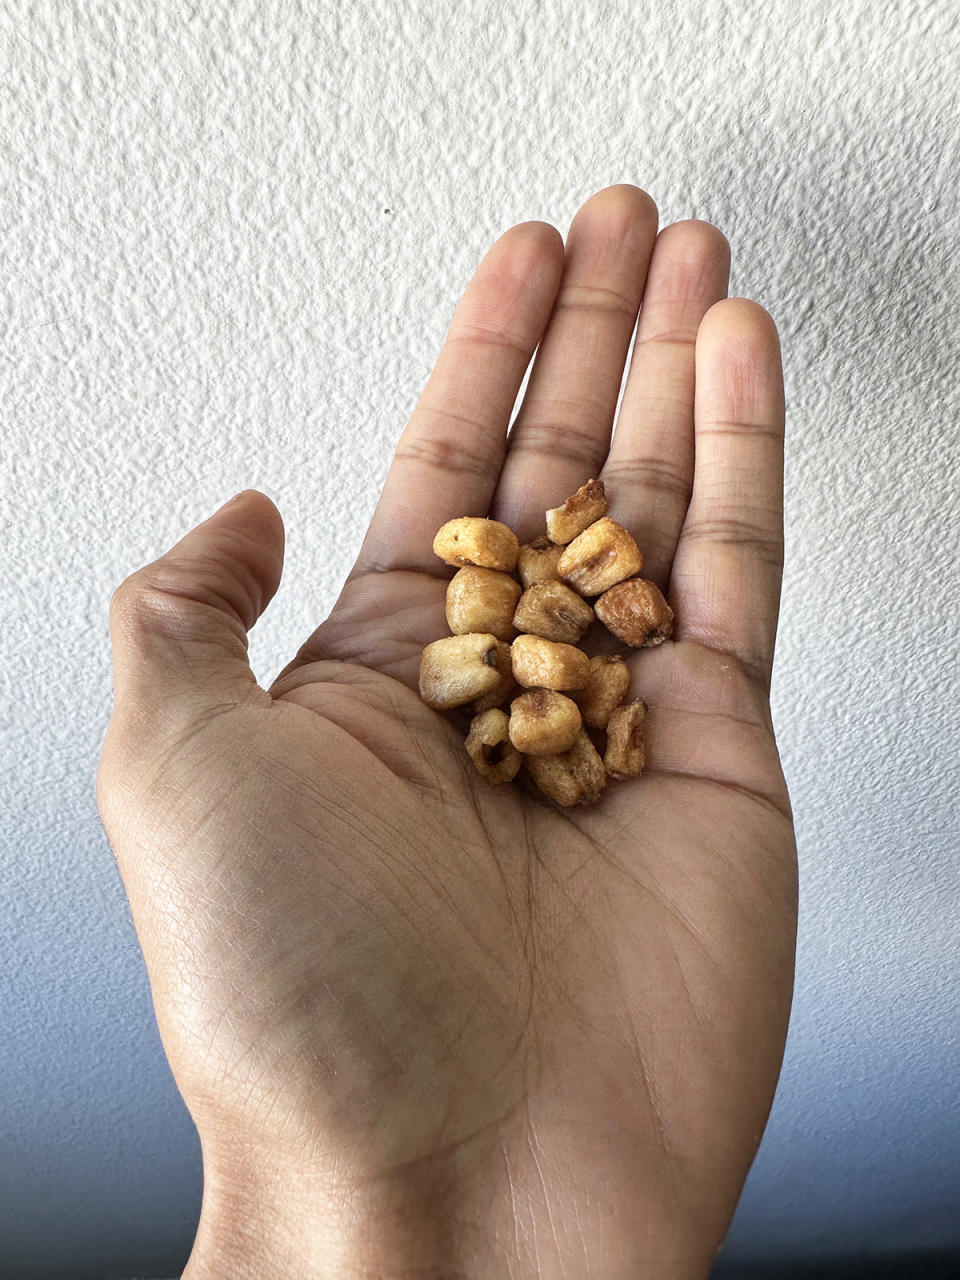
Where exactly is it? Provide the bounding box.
[490,184,659,541]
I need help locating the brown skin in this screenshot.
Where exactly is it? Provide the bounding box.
[97,184,797,1279]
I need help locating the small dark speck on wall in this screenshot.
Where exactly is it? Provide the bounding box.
[384,208,392,213]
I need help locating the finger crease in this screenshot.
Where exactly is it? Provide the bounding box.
[448,324,533,359]
[603,457,691,502]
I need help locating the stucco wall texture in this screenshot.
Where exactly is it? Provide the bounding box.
[2,1,958,1276]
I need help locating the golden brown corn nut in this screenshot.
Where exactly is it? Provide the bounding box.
[445,567,521,641]
[517,536,564,588]
[508,689,582,756]
[511,634,590,691]
[604,700,647,778]
[418,633,502,710]
[433,517,519,571]
[524,729,607,806]
[512,581,594,645]
[472,641,520,714]
[465,708,522,785]
[557,518,643,596]
[545,478,608,545]
[574,654,631,729]
[594,577,674,647]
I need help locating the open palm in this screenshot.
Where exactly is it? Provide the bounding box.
[98,184,797,1280]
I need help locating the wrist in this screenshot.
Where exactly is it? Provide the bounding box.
[182,1132,455,1280]
[181,1121,720,1280]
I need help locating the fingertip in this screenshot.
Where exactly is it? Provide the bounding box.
[499,219,566,266]
[700,297,779,341]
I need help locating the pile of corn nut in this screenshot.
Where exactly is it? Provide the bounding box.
[418,479,674,807]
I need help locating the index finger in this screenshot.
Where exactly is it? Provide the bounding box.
[668,298,786,692]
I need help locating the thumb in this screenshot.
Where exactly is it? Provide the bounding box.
[107,489,285,715]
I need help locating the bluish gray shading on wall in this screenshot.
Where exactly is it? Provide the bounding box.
[2,0,959,1275]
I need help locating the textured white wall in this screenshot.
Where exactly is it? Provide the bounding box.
[2,0,959,1275]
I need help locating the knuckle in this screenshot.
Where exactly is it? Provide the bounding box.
[395,429,498,481]
[553,282,637,321]
[603,457,691,503]
[682,514,783,567]
[508,414,607,472]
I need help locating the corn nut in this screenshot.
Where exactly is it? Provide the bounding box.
[595,577,674,647]
[604,699,647,778]
[524,729,607,807]
[446,566,521,640]
[465,708,522,785]
[574,654,631,729]
[510,634,590,691]
[557,517,644,596]
[418,633,502,710]
[517,536,564,589]
[433,517,520,571]
[512,581,594,645]
[508,689,582,756]
[545,478,608,545]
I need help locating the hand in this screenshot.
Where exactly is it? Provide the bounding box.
[97,184,797,1280]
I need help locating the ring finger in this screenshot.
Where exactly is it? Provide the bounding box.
[601,219,731,591]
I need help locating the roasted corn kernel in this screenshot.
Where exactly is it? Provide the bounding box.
[446,566,521,640]
[524,729,607,806]
[508,689,582,756]
[604,699,647,778]
[574,654,631,729]
[517,536,564,589]
[595,577,674,647]
[418,633,502,710]
[433,517,520,571]
[557,517,644,596]
[465,708,523,785]
[545,478,608,545]
[512,581,594,645]
[510,634,590,691]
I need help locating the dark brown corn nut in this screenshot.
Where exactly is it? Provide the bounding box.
[446,566,522,640]
[545,478,608,545]
[418,633,501,710]
[512,581,594,645]
[517,536,564,589]
[465,708,522,785]
[604,699,647,778]
[557,517,644,596]
[433,517,520,571]
[594,577,674,647]
[508,689,582,756]
[574,654,631,729]
[524,729,607,807]
[510,634,590,691]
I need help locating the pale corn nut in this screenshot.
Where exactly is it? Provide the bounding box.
[512,581,594,646]
[524,729,607,807]
[472,641,520,714]
[604,699,647,778]
[446,566,521,641]
[418,633,502,710]
[557,517,644,597]
[510,633,590,691]
[545,478,608,545]
[594,577,674,647]
[517,536,564,589]
[433,517,519,571]
[508,689,582,756]
[465,708,522,785]
[574,654,631,729]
